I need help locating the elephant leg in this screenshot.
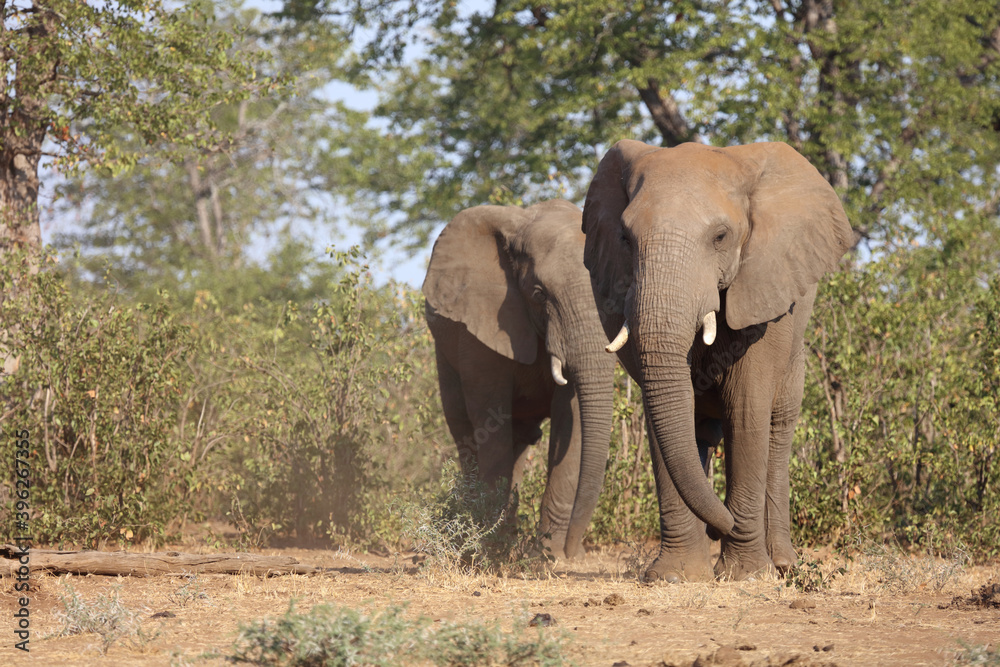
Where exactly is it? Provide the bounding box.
[511,418,544,488]
[455,351,516,492]
[766,352,805,573]
[538,384,581,559]
[646,413,714,583]
[435,347,477,479]
[696,418,724,474]
[716,397,775,581]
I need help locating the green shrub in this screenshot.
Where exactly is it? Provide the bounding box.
[1,252,195,546]
[793,248,1000,559]
[192,247,446,545]
[229,601,567,666]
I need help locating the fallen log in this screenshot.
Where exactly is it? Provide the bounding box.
[1,544,318,576]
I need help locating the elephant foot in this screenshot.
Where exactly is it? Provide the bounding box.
[540,531,569,560]
[714,542,775,581]
[767,538,797,574]
[645,549,714,584]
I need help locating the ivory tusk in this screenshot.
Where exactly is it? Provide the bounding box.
[702,311,717,346]
[605,322,630,353]
[550,355,568,385]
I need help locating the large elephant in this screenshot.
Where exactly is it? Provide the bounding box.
[568,140,852,581]
[423,199,616,559]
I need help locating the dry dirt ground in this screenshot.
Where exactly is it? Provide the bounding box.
[1,541,998,667]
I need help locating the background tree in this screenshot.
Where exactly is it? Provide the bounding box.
[0,0,274,255]
[294,0,1000,253]
[51,4,368,292]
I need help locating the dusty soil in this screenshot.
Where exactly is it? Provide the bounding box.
[1,541,997,666]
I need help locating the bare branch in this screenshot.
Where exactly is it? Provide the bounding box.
[636,78,700,147]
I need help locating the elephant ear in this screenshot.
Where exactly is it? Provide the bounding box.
[582,139,659,326]
[422,205,537,364]
[724,142,854,330]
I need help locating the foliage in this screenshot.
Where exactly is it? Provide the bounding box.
[53,583,150,654]
[293,0,1000,252]
[954,642,1000,666]
[5,0,1000,563]
[182,246,446,545]
[793,237,1000,558]
[52,2,369,284]
[784,554,847,593]
[228,601,568,667]
[0,250,196,546]
[1,0,275,176]
[400,463,553,576]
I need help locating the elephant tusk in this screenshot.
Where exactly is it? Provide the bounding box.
[702,311,717,346]
[550,355,568,385]
[605,322,630,353]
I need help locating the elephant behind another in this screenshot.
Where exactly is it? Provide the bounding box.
[423,199,616,559]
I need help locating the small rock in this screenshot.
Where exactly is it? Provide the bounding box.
[584,598,603,607]
[151,611,175,619]
[790,598,817,610]
[472,591,481,597]
[821,644,835,652]
[528,613,555,627]
[612,662,630,667]
[735,643,756,651]
[693,645,745,666]
[604,593,626,606]
[411,554,427,566]
[637,608,652,616]
[559,597,576,606]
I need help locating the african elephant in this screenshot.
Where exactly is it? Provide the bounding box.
[567,140,852,581]
[423,199,616,559]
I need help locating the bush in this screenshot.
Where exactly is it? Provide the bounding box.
[793,245,1000,559]
[181,247,448,545]
[399,463,555,575]
[1,251,195,546]
[229,601,567,666]
[53,581,149,653]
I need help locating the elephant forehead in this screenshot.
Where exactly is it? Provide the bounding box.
[623,185,745,232]
[514,218,587,267]
[624,151,748,229]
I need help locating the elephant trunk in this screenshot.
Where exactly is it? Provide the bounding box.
[632,273,735,537]
[561,360,615,558]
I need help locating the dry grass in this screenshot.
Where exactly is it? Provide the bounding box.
[0,542,997,666]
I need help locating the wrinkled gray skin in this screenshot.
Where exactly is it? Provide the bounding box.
[571,140,852,581]
[423,199,616,559]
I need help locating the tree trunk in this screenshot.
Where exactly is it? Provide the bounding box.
[1,544,317,576]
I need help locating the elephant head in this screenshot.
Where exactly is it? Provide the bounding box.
[575,140,853,538]
[423,199,616,553]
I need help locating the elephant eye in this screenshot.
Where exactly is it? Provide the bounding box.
[532,286,547,303]
[713,230,728,246]
[620,230,632,249]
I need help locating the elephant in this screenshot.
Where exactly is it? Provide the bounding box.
[566,140,853,581]
[423,199,616,559]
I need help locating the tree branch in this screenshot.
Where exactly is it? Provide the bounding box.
[636,78,700,147]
